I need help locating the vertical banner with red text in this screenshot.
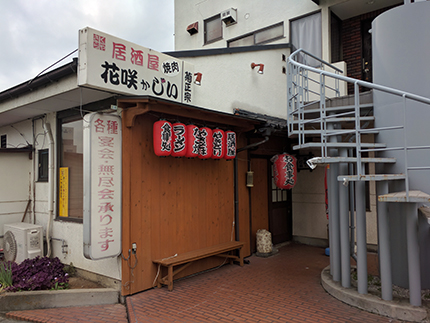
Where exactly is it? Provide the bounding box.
[83,112,122,260]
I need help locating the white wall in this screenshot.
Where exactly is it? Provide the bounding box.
[174,0,350,63]
[175,0,318,50]
[52,221,121,279]
[0,114,120,280]
[0,119,33,239]
[182,48,290,119]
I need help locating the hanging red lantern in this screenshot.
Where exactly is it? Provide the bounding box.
[198,127,213,159]
[224,131,236,160]
[273,153,297,189]
[185,124,200,158]
[153,120,172,157]
[212,129,225,159]
[171,122,187,157]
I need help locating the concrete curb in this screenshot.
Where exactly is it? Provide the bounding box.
[0,288,119,311]
[321,266,429,322]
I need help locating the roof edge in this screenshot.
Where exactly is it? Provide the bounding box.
[0,58,78,104]
[165,43,291,58]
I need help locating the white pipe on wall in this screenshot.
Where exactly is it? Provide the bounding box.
[42,122,54,257]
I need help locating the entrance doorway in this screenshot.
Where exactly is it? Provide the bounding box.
[361,18,372,83]
[269,161,292,245]
[250,157,292,252]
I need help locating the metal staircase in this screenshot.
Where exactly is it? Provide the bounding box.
[287,49,430,306]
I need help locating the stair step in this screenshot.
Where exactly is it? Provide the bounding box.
[288,129,379,136]
[306,157,396,164]
[290,116,374,124]
[290,103,373,116]
[337,174,406,182]
[293,142,386,150]
[419,206,430,224]
[378,190,430,203]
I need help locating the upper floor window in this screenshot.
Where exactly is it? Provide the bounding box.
[228,22,284,48]
[290,12,322,65]
[204,14,222,44]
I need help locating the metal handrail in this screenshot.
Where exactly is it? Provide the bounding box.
[288,49,430,105]
[287,48,430,200]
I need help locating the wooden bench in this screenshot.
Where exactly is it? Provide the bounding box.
[153,241,244,291]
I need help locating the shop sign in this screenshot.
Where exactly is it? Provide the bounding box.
[59,167,69,217]
[83,112,122,260]
[78,27,194,104]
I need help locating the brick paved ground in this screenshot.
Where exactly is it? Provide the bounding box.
[126,244,400,323]
[5,243,401,323]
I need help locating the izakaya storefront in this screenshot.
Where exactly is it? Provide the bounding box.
[118,97,261,295]
[77,26,295,295]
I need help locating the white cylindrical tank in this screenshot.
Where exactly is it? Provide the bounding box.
[372,1,430,289]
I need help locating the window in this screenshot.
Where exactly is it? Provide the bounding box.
[331,12,342,63]
[1,134,6,148]
[204,14,222,44]
[38,149,49,182]
[290,12,322,65]
[228,22,284,48]
[59,117,84,220]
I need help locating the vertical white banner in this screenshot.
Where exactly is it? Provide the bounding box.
[83,112,122,260]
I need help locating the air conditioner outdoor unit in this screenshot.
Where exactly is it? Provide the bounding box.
[3,223,43,263]
[221,8,237,26]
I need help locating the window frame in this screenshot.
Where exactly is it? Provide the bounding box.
[290,10,322,66]
[56,112,86,223]
[38,149,49,182]
[1,134,6,148]
[228,22,285,48]
[204,14,223,44]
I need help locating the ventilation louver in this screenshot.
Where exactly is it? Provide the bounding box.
[4,230,17,262]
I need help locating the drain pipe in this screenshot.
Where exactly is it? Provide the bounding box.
[43,122,54,257]
[234,135,270,242]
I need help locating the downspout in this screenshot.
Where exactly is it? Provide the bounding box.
[234,135,270,242]
[32,119,36,224]
[43,122,54,257]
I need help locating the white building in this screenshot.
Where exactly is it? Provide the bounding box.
[1,0,429,312]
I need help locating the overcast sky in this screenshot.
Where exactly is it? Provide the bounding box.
[0,0,175,91]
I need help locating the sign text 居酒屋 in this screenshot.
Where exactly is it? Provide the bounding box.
[78,27,194,104]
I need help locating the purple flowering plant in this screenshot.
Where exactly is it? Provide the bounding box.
[6,256,69,292]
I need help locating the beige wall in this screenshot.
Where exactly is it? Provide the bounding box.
[293,165,328,240]
[292,160,378,247]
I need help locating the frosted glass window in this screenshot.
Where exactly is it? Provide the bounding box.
[229,35,254,47]
[291,12,322,66]
[255,24,284,44]
[228,22,284,47]
[204,15,222,44]
[272,191,277,202]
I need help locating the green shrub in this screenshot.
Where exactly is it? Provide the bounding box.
[0,261,13,290]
